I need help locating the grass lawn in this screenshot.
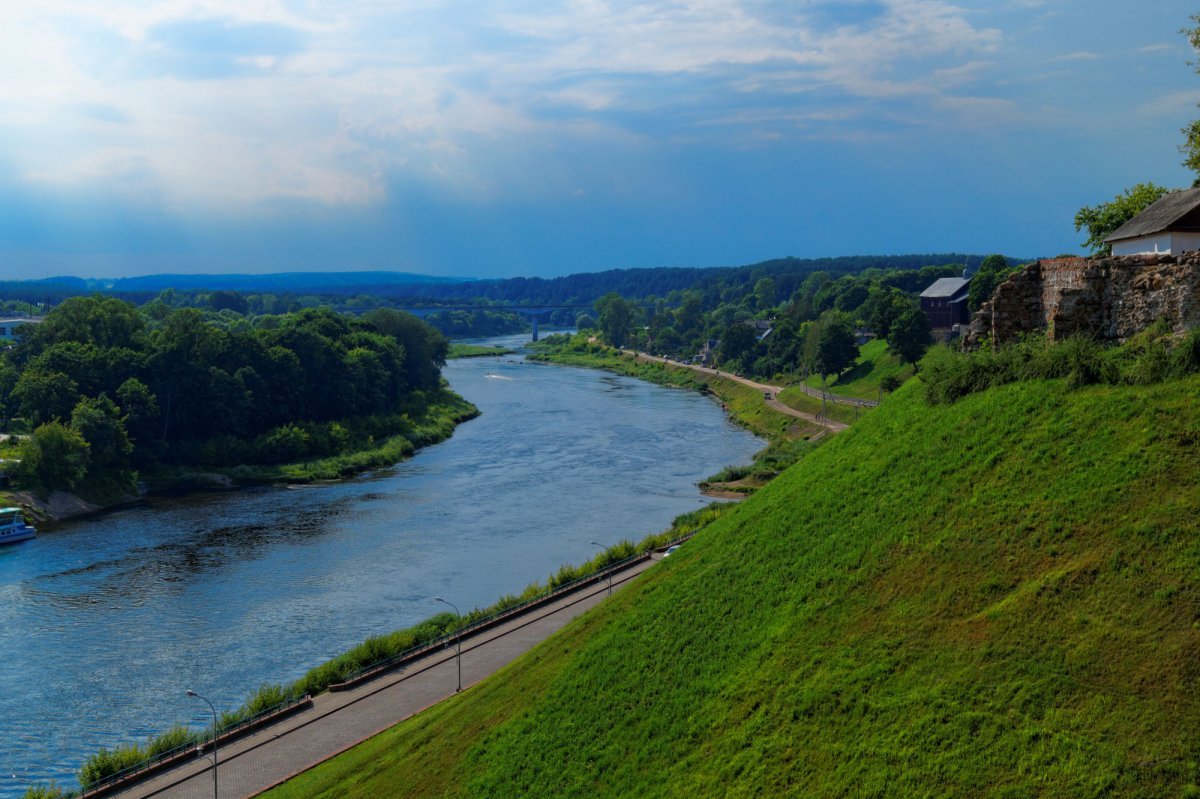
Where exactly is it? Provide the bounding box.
[262,369,1200,798]
[447,343,515,359]
[803,338,914,400]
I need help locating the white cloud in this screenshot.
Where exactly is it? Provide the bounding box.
[0,0,1009,212]
[1137,89,1200,117]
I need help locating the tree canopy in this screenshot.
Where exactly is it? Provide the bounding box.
[1073,183,1170,255]
[1182,15,1200,184]
[2,298,455,494]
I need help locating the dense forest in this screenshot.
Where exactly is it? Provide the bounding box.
[0,298,467,498]
[399,253,990,305]
[577,256,1021,381]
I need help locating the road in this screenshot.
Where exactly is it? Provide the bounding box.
[101,557,659,799]
[622,351,850,433]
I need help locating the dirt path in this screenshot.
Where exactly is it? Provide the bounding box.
[622,351,849,433]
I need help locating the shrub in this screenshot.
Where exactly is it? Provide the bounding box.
[256,424,311,463]
[1170,326,1200,376]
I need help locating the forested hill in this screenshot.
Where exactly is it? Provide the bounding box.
[396,253,984,304]
[0,254,990,308]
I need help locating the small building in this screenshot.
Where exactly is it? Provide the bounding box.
[693,338,719,365]
[919,277,971,330]
[1105,187,1200,256]
[742,319,773,340]
[0,317,42,344]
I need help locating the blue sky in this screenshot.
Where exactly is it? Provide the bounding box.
[1,0,1198,280]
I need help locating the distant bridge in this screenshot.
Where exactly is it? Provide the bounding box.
[341,303,671,341]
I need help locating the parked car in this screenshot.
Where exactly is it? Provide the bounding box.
[664,545,681,557]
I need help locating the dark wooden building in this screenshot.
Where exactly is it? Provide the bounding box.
[920,277,971,330]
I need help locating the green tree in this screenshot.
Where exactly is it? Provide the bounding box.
[1074,183,1170,255]
[17,295,144,363]
[967,255,1019,313]
[717,323,759,367]
[753,277,777,312]
[814,312,859,379]
[0,361,17,427]
[12,369,81,427]
[887,308,933,365]
[71,395,134,477]
[862,287,913,339]
[208,290,249,314]
[116,378,162,463]
[14,421,90,491]
[595,293,636,349]
[362,308,446,391]
[674,291,704,338]
[1181,16,1200,182]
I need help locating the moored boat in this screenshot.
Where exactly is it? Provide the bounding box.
[0,507,36,545]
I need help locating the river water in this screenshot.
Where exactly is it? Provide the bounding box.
[0,335,762,795]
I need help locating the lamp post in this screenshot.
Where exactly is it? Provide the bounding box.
[433,596,462,692]
[590,541,613,596]
[186,689,218,799]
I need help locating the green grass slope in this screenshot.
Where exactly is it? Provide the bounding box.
[265,373,1200,799]
[803,337,913,399]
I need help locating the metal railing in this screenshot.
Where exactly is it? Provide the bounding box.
[330,548,654,689]
[77,692,313,798]
[68,539,678,797]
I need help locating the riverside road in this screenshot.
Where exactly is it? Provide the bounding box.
[103,556,659,799]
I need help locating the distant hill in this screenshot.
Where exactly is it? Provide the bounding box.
[2,254,1022,307]
[86,271,473,294]
[398,253,994,305]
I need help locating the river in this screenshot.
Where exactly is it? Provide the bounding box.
[0,335,762,796]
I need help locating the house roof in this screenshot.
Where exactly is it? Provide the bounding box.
[919,277,970,300]
[1104,187,1200,243]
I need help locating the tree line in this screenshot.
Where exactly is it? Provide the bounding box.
[587,257,1017,381]
[0,298,451,495]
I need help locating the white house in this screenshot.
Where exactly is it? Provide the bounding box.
[1105,187,1200,256]
[0,317,42,343]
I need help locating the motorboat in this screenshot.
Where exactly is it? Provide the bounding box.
[0,507,35,545]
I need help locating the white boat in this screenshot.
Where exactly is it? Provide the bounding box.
[0,507,36,545]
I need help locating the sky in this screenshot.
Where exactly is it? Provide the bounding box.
[1,0,1199,280]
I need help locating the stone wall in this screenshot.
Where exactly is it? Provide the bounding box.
[963,253,1200,347]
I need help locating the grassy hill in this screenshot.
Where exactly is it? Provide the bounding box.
[265,369,1200,798]
[801,337,914,400]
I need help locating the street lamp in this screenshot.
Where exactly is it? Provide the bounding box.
[433,596,463,692]
[186,689,218,799]
[590,541,613,596]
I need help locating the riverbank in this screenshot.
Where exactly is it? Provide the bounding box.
[55,498,737,798]
[3,388,480,525]
[447,343,516,359]
[526,335,826,495]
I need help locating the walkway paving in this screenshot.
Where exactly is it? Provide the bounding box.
[103,558,659,799]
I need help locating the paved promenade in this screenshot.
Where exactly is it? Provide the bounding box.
[104,558,658,799]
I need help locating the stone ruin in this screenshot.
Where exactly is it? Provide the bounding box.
[962,253,1200,348]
